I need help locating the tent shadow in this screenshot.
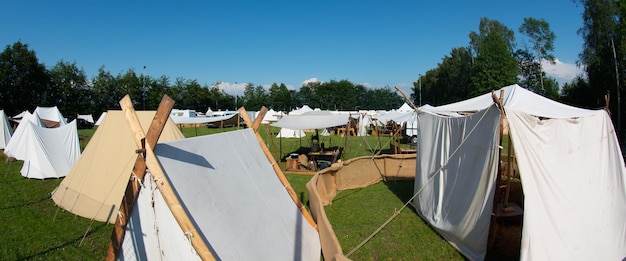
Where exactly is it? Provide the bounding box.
[0,196,49,211]
[17,223,109,260]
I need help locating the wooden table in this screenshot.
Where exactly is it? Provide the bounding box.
[308,149,339,170]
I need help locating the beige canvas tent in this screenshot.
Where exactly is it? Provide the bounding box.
[51,110,184,223]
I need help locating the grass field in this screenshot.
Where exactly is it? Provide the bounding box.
[0,124,478,260]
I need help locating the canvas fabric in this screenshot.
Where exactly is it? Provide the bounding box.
[412,105,500,261]
[51,111,184,223]
[507,108,626,260]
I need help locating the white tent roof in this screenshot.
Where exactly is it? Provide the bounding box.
[397,102,414,112]
[77,114,94,123]
[261,109,284,124]
[372,110,414,124]
[120,129,321,260]
[4,112,80,179]
[170,113,239,125]
[0,110,13,149]
[271,111,349,130]
[289,105,314,115]
[430,84,597,118]
[413,84,626,260]
[94,112,106,126]
[34,106,67,126]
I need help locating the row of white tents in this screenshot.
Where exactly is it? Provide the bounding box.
[3,83,625,259]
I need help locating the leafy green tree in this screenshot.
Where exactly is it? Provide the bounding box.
[48,60,91,116]
[519,17,556,92]
[516,49,542,90]
[471,32,519,96]
[434,47,474,103]
[242,83,268,111]
[268,83,292,111]
[92,66,122,112]
[0,41,50,115]
[578,0,625,137]
[561,76,596,108]
[469,17,516,56]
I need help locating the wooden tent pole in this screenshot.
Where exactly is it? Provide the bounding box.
[107,95,216,261]
[106,95,175,260]
[487,89,506,251]
[239,106,318,230]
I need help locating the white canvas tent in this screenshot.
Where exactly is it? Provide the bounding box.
[276,128,306,138]
[4,111,80,179]
[397,102,414,112]
[51,111,184,223]
[94,112,106,126]
[413,84,626,260]
[77,114,94,123]
[119,129,321,260]
[0,110,13,149]
[272,110,350,130]
[33,106,67,127]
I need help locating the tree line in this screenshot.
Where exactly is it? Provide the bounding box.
[2,1,625,139]
[414,1,626,140]
[0,42,404,119]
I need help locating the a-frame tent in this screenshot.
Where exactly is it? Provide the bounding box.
[108,97,320,260]
[51,110,185,223]
[0,110,13,149]
[4,111,80,179]
[413,84,626,260]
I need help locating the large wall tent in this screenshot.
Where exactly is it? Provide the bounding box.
[4,107,80,179]
[413,84,626,260]
[0,110,13,149]
[51,111,184,223]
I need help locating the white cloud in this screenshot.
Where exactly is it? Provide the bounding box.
[302,78,322,85]
[215,82,248,96]
[542,58,585,85]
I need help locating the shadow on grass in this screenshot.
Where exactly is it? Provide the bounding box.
[0,196,49,211]
[382,179,419,215]
[17,223,109,260]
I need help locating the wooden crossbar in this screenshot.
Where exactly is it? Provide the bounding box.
[106,95,216,260]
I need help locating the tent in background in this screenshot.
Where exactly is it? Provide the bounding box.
[414,84,626,260]
[94,112,106,126]
[51,111,184,224]
[397,102,413,112]
[0,110,13,149]
[276,128,306,138]
[4,111,80,179]
[33,106,67,128]
[77,114,94,123]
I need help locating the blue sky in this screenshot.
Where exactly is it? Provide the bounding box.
[3,1,585,98]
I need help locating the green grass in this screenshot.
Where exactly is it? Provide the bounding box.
[324,180,464,260]
[0,152,111,260]
[0,125,473,260]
